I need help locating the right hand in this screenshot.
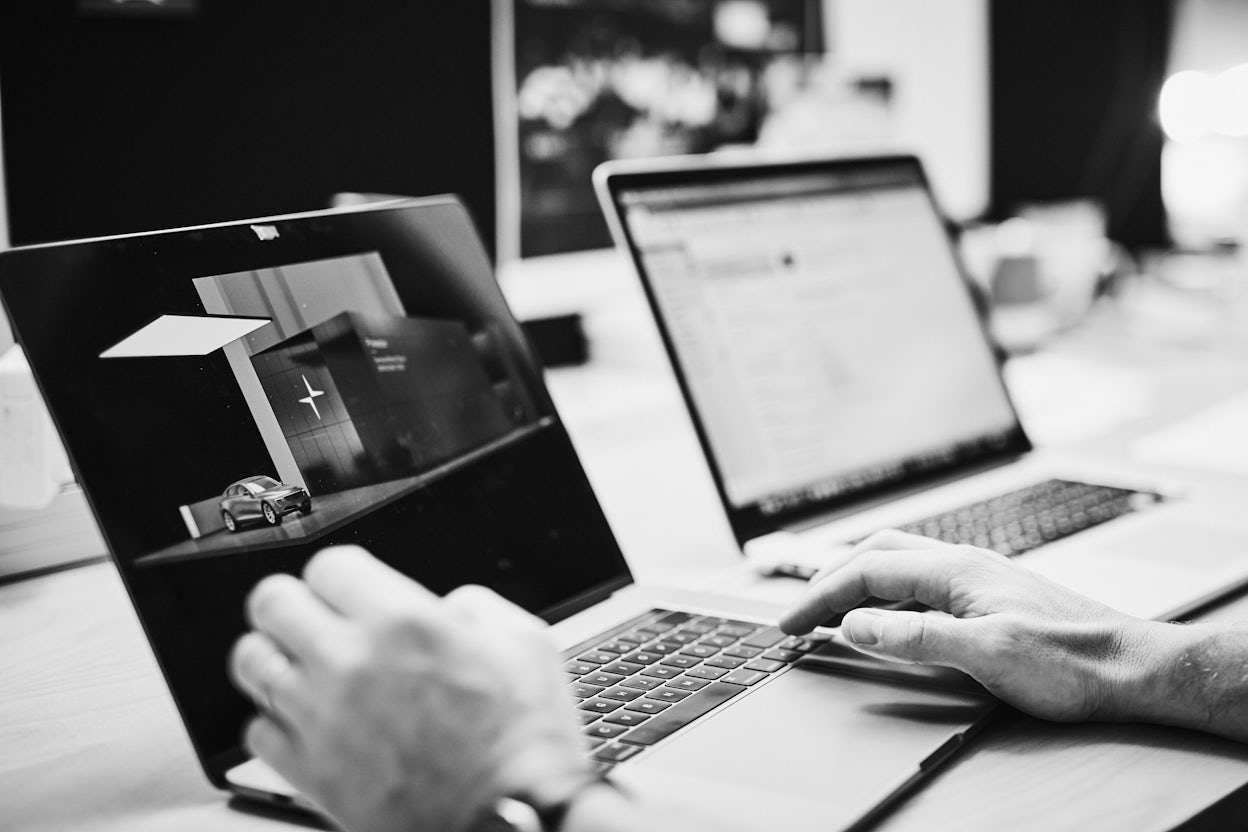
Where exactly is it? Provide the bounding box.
[779,530,1172,723]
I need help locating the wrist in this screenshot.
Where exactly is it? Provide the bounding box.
[1111,620,1217,730]
[472,774,623,832]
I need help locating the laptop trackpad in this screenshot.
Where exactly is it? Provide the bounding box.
[612,666,992,831]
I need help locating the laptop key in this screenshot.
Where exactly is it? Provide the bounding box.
[622,651,662,665]
[645,687,692,703]
[637,625,673,637]
[640,665,682,680]
[704,655,745,670]
[570,683,605,699]
[578,652,615,665]
[644,641,682,654]
[578,698,624,714]
[680,644,718,658]
[593,744,644,764]
[596,641,634,654]
[602,661,645,676]
[605,710,651,726]
[662,632,698,644]
[720,669,768,686]
[744,659,785,673]
[666,677,711,692]
[565,661,598,675]
[581,672,625,688]
[578,711,601,725]
[620,681,746,746]
[585,722,629,740]
[699,635,736,648]
[660,654,700,669]
[651,611,694,627]
[620,676,664,691]
[717,624,758,638]
[601,687,644,702]
[723,645,762,659]
[761,648,803,663]
[685,666,729,680]
[740,627,787,649]
[626,699,673,714]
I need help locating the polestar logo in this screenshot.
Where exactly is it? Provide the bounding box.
[298,374,325,419]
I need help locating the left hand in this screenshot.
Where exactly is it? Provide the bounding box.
[229,545,591,832]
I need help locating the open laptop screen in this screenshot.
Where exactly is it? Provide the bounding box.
[605,157,1027,537]
[0,199,631,779]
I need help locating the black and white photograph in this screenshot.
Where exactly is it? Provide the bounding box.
[3,2,1248,832]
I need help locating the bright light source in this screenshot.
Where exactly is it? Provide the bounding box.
[1213,63,1248,137]
[1159,70,1216,143]
[714,1,770,50]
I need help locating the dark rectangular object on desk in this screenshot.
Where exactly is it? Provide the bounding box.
[521,313,588,368]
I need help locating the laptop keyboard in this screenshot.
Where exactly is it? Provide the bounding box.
[567,481,1161,769]
[565,609,826,771]
[779,478,1162,580]
[886,478,1161,556]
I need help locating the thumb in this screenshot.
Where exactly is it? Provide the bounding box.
[840,608,983,669]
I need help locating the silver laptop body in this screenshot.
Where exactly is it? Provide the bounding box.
[594,152,1248,623]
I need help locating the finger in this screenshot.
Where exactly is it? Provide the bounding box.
[243,714,303,784]
[444,584,545,633]
[780,546,970,634]
[246,573,349,666]
[839,608,993,673]
[807,530,952,587]
[230,631,310,723]
[303,546,438,620]
[853,528,952,555]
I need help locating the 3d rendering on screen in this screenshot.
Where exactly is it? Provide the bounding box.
[100,253,545,567]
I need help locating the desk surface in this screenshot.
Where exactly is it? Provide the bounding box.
[6,255,1248,831]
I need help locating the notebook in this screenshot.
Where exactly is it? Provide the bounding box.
[594,152,1248,622]
[0,197,995,832]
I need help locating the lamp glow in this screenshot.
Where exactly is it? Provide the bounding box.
[1213,63,1248,138]
[1159,70,1216,143]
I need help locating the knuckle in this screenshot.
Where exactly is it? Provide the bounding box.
[247,574,294,622]
[444,583,493,608]
[899,613,928,654]
[860,528,903,550]
[302,545,363,583]
[374,608,441,649]
[230,631,261,670]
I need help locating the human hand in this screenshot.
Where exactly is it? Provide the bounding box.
[229,546,591,832]
[779,530,1171,723]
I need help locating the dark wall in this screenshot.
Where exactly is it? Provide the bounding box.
[0,2,496,255]
[989,0,1174,249]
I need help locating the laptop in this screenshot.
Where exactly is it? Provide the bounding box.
[594,152,1248,622]
[0,198,996,832]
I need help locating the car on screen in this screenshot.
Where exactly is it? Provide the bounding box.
[220,475,311,532]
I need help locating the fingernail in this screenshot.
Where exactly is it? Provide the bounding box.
[843,610,884,646]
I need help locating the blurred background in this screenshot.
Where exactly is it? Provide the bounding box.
[1,0,1247,558]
